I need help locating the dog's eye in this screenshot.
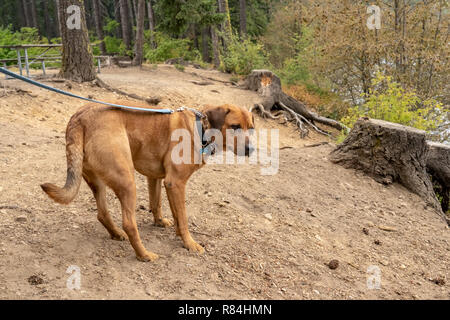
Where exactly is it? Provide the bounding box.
[231,124,241,130]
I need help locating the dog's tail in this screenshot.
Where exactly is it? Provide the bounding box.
[41,120,84,205]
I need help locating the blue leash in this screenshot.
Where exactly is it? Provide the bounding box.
[0,67,174,114]
[0,67,216,155]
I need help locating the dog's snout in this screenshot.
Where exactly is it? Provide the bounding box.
[245,145,255,156]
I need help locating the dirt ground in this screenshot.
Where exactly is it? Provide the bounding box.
[0,65,448,300]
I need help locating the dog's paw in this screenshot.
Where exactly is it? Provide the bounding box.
[184,240,205,254]
[154,218,173,228]
[111,230,128,241]
[136,251,159,262]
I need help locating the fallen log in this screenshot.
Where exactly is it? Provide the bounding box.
[329,118,449,225]
[246,70,347,136]
[94,76,161,105]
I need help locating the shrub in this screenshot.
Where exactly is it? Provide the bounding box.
[104,35,126,55]
[222,34,267,75]
[338,73,445,142]
[144,31,200,63]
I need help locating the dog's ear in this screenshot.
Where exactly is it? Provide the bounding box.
[205,106,230,130]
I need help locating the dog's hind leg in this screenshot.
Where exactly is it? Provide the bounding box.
[147,178,173,228]
[83,172,128,241]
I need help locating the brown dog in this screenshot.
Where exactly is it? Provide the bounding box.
[41,102,255,261]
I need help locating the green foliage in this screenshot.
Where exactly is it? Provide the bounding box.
[0,26,61,68]
[222,34,267,75]
[103,19,120,35]
[103,36,126,55]
[174,64,185,72]
[155,0,222,35]
[144,31,200,63]
[341,73,444,132]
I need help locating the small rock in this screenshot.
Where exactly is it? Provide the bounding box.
[378,225,397,232]
[264,213,273,221]
[374,239,381,245]
[431,278,445,286]
[28,275,44,285]
[328,259,339,270]
[306,208,312,213]
[362,227,369,235]
[15,215,27,222]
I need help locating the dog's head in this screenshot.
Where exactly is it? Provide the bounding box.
[204,104,255,156]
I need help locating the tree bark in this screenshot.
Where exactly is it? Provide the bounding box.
[16,0,27,29]
[42,0,52,38]
[54,0,61,37]
[119,0,132,50]
[92,0,106,54]
[329,118,448,224]
[147,0,156,48]
[128,0,136,27]
[114,0,122,38]
[201,26,211,63]
[30,0,39,31]
[211,26,221,68]
[217,0,232,49]
[427,141,450,213]
[239,0,247,38]
[58,0,96,82]
[22,0,31,27]
[132,0,145,66]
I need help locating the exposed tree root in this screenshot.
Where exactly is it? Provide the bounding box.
[94,76,161,105]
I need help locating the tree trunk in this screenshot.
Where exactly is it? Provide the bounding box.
[128,0,136,27]
[246,70,345,131]
[30,0,39,31]
[211,26,221,68]
[83,0,94,30]
[201,26,211,63]
[217,0,232,49]
[22,0,31,27]
[239,0,247,38]
[58,0,96,82]
[119,0,132,50]
[147,0,156,48]
[427,141,450,213]
[17,0,27,29]
[92,0,106,54]
[42,0,52,38]
[132,0,145,66]
[132,0,138,25]
[114,0,122,38]
[329,118,448,224]
[54,0,61,37]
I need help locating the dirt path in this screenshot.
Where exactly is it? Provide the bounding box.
[0,65,448,299]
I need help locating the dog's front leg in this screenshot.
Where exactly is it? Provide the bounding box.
[148,178,173,228]
[164,178,204,254]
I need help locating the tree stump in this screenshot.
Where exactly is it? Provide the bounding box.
[330,118,448,224]
[427,141,450,213]
[245,70,345,133]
